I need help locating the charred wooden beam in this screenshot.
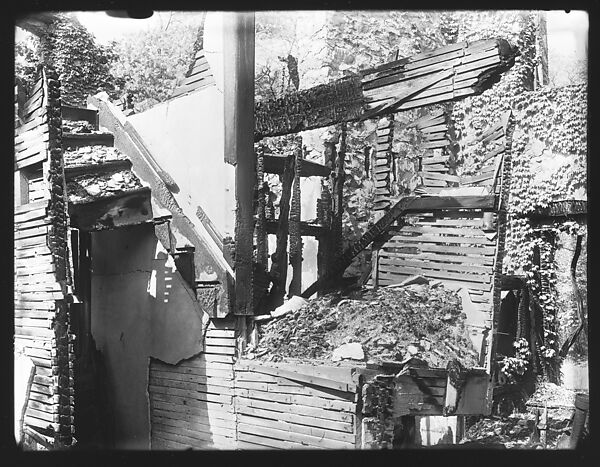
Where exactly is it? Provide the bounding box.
[264,220,325,237]
[559,234,586,358]
[263,154,331,177]
[265,154,295,309]
[331,124,347,262]
[44,66,74,447]
[288,136,303,297]
[255,145,269,267]
[225,12,255,315]
[316,181,332,291]
[255,38,519,140]
[527,200,587,219]
[255,75,364,140]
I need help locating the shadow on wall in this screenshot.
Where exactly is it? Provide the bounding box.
[91,224,208,449]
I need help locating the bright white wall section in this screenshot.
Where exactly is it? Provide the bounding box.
[128,87,236,241]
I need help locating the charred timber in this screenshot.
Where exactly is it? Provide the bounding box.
[527,200,587,219]
[254,38,519,140]
[331,125,347,261]
[288,136,303,297]
[255,75,364,140]
[255,145,269,267]
[265,154,295,309]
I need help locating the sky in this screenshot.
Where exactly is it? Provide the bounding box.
[16,10,589,86]
[68,10,588,49]
[75,11,187,44]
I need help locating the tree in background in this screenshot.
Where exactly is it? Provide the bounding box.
[109,12,205,112]
[15,31,42,94]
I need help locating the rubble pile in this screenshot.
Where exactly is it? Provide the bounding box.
[66,170,144,203]
[526,382,577,408]
[62,119,96,134]
[461,411,573,449]
[461,383,582,448]
[64,146,128,167]
[252,283,480,367]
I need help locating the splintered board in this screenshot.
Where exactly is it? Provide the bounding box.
[149,319,237,450]
[233,359,357,450]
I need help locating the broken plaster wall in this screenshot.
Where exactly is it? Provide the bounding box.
[90,223,208,449]
[88,93,231,316]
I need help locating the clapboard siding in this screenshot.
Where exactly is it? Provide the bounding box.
[379,213,496,297]
[376,210,500,368]
[15,70,75,448]
[233,360,358,450]
[171,51,215,99]
[149,319,237,450]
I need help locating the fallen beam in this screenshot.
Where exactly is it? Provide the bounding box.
[255,38,518,140]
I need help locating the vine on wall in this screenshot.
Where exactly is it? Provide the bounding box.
[451,11,587,380]
[37,14,118,106]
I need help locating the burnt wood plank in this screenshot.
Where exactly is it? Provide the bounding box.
[255,39,517,139]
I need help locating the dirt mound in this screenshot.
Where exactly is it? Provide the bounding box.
[252,283,480,368]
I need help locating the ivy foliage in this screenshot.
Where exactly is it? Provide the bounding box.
[451,11,587,380]
[35,13,118,106]
[109,12,205,112]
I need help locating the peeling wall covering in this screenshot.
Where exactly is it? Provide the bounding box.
[90,224,208,449]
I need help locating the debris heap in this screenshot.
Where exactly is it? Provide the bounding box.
[64,146,129,166]
[63,119,96,133]
[66,170,144,204]
[64,146,145,204]
[252,283,480,368]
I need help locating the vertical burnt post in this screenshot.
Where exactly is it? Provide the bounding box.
[316,180,332,294]
[288,135,303,297]
[255,144,268,268]
[252,145,271,313]
[224,12,255,315]
[364,145,371,179]
[266,153,295,309]
[331,123,347,264]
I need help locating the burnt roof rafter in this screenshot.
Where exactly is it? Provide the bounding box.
[254,38,519,141]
